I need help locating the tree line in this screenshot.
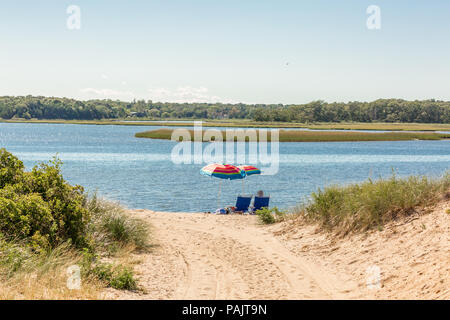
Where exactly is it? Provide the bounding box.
[0,96,449,123]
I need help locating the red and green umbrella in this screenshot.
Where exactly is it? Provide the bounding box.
[237,165,261,194]
[200,163,246,180]
[200,164,246,209]
[237,165,261,176]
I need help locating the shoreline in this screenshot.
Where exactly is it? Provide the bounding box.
[2,119,450,132]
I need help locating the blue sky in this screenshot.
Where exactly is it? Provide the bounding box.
[1,0,449,104]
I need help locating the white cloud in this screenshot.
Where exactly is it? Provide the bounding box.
[80,88,135,100]
[147,86,236,103]
[79,86,239,103]
[101,74,109,80]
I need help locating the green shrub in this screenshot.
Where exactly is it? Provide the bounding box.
[256,208,275,224]
[28,158,90,247]
[0,149,149,292]
[256,207,286,224]
[109,266,137,290]
[0,193,54,249]
[0,150,90,248]
[0,148,24,188]
[87,262,138,291]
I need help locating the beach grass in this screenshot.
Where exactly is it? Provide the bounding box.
[0,239,103,299]
[294,173,450,235]
[87,195,150,251]
[135,128,450,142]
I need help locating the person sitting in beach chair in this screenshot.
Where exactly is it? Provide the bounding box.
[229,195,252,214]
[250,190,270,214]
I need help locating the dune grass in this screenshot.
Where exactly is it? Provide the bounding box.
[135,128,449,142]
[295,173,450,235]
[0,238,102,299]
[87,195,150,252]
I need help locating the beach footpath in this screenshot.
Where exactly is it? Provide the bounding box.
[104,202,449,300]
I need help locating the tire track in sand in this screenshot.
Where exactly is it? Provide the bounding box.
[112,211,356,300]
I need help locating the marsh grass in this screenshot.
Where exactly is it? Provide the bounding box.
[296,173,450,235]
[135,128,448,142]
[4,119,450,132]
[305,122,450,132]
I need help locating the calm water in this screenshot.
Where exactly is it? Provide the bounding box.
[0,123,449,212]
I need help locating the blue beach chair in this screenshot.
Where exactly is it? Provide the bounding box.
[253,196,270,211]
[234,195,252,213]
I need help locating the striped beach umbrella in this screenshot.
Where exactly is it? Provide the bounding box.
[200,164,246,209]
[237,165,261,176]
[200,163,246,180]
[237,165,261,194]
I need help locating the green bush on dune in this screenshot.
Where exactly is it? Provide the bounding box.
[0,148,148,291]
[92,263,137,291]
[256,207,287,224]
[0,150,89,249]
[79,249,138,291]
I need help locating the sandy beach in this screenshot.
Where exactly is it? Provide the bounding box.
[105,201,449,300]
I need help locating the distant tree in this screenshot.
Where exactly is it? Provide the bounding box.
[0,96,448,123]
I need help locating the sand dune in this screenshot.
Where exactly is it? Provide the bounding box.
[273,201,450,299]
[105,202,449,300]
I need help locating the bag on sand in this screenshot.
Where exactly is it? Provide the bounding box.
[215,208,228,214]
